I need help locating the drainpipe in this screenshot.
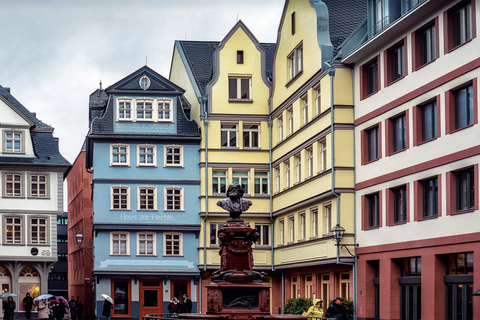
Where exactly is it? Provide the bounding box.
[281,271,285,314]
[268,117,274,272]
[351,65,358,320]
[201,96,209,313]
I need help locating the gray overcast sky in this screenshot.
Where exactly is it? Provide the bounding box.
[0,0,284,164]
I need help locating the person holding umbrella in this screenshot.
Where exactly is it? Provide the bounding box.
[102,295,113,320]
[4,296,16,320]
[37,299,50,320]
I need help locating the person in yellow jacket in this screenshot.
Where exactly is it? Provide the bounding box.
[306,299,323,318]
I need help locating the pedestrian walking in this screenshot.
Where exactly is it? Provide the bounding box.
[53,301,66,320]
[68,297,77,320]
[3,296,16,320]
[325,297,347,320]
[23,293,34,320]
[102,298,113,320]
[76,301,83,320]
[37,299,50,320]
[182,294,192,313]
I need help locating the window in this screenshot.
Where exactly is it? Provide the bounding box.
[157,99,172,121]
[243,124,259,148]
[137,145,156,166]
[221,124,237,147]
[210,223,223,246]
[113,280,131,316]
[139,76,150,90]
[138,187,156,211]
[291,11,296,35]
[136,99,153,120]
[111,144,129,166]
[111,232,129,255]
[314,84,321,115]
[4,131,23,153]
[137,232,155,255]
[118,98,132,120]
[164,232,182,256]
[363,125,380,163]
[386,41,406,84]
[445,1,473,51]
[29,174,48,198]
[295,154,301,183]
[389,113,407,153]
[232,171,249,194]
[366,193,380,228]
[164,145,183,167]
[254,171,269,195]
[399,257,422,320]
[413,22,437,69]
[30,217,47,244]
[416,100,438,144]
[212,170,227,194]
[305,275,313,299]
[165,187,183,211]
[301,95,308,125]
[323,203,332,235]
[392,185,407,223]
[362,58,379,98]
[311,207,318,238]
[275,167,281,193]
[445,253,473,320]
[237,51,244,64]
[111,186,130,210]
[374,0,387,34]
[288,43,303,81]
[229,77,251,100]
[278,116,284,141]
[279,219,285,245]
[291,276,298,298]
[455,167,475,212]
[307,147,313,178]
[422,177,438,218]
[5,216,22,244]
[299,212,306,241]
[255,224,270,246]
[340,273,351,300]
[454,84,474,130]
[288,215,295,243]
[319,139,327,172]
[288,107,294,135]
[285,161,291,188]
[4,173,23,197]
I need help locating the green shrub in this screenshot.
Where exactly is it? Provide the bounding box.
[283,297,312,315]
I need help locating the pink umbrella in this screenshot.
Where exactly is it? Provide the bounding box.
[56,296,69,307]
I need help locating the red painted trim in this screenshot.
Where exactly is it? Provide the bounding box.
[384,38,408,87]
[414,174,441,221]
[361,123,382,165]
[412,18,439,71]
[111,279,132,318]
[361,191,382,230]
[446,163,479,216]
[356,145,480,190]
[357,231,480,255]
[360,55,380,100]
[412,95,441,147]
[444,0,477,53]
[355,58,480,126]
[386,183,410,226]
[385,110,409,156]
[445,78,478,134]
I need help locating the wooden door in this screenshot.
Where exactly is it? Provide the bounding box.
[139,280,163,320]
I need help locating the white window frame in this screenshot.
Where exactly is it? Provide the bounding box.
[299,212,306,241]
[110,144,130,166]
[210,222,223,246]
[275,167,281,193]
[164,232,183,256]
[137,232,156,256]
[138,186,157,211]
[295,154,301,183]
[288,43,303,80]
[279,219,285,245]
[3,130,24,153]
[5,216,23,244]
[311,207,318,239]
[221,123,238,148]
[285,161,291,188]
[288,215,295,243]
[288,107,294,135]
[157,98,172,121]
[165,187,184,211]
[278,116,284,141]
[28,173,49,198]
[319,139,327,172]
[232,171,249,195]
[164,145,184,167]
[254,171,269,195]
[111,231,129,255]
[314,84,321,116]
[111,186,130,210]
[29,216,48,245]
[243,124,260,148]
[302,95,308,125]
[135,98,154,121]
[307,147,313,178]
[228,76,252,101]
[117,98,133,121]
[137,144,156,167]
[212,170,227,195]
[255,223,271,246]
[4,173,23,197]
[323,203,332,236]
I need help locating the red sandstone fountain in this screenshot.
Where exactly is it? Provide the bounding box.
[179,184,304,320]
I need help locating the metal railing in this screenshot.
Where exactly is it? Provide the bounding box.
[143,313,178,320]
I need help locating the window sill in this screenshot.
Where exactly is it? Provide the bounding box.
[361,89,380,101]
[27,196,50,200]
[2,195,25,199]
[164,210,185,212]
[387,147,407,157]
[385,75,406,87]
[447,208,475,216]
[136,254,157,257]
[244,147,261,150]
[111,164,130,167]
[221,147,239,150]
[138,209,158,212]
[137,165,157,168]
[285,70,303,88]
[448,122,475,135]
[446,38,473,54]
[254,194,270,198]
[2,151,25,155]
[415,136,438,147]
[163,255,184,257]
[229,98,254,103]
[416,215,438,221]
[164,165,184,168]
[413,58,437,72]
[362,157,381,166]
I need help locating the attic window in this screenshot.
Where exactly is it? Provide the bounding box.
[139,76,151,90]
[237,51,244,64]
[291,12,296,35]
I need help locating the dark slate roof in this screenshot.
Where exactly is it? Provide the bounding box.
[323,0,367,56]
[178,41,275,97]
[0,85,53,130]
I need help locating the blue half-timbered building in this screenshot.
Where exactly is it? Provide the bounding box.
[86,66,201,319]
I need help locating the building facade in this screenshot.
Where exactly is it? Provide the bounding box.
[48,211,69,299]
[342,0,480,319]
[86,66,201,319]
[169,21,276,312]
[0,85,70,315]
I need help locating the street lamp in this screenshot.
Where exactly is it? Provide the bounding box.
[76,233,84,246]
[330,223,357,256]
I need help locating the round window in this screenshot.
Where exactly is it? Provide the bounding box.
[139,76,151,90]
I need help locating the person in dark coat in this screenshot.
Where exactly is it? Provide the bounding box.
[325,297,347,320]
[182,294,192,313]
[23,293,34,320]
[167,297,179,317]
[76,300,84,320]
[68,297,77,320]
[3,296,16,320]
[53,301,66,320]
[102,299,113,320]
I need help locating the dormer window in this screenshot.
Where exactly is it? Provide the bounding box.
[3,131,23,154]
[116,97,173,122]
[139,76,151,90]
[237,51,244,64]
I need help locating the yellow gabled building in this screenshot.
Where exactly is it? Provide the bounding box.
[269,0,365,308]
[169,20,275,312]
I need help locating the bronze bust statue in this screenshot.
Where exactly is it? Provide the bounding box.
[217,183,252,220]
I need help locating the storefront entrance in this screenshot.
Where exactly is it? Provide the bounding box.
[139,280,163,319]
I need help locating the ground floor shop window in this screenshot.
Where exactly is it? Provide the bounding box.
[112,280,131,317]
[444,252,473,320]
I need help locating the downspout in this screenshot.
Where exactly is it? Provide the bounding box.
[201,96,209,313]
[281,271,285,314]
[351,65,358,320]
[268,117,274,272]
[328,65,341,264]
